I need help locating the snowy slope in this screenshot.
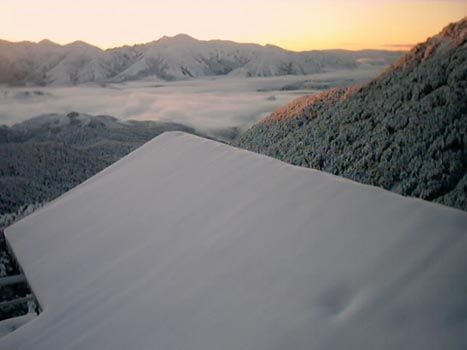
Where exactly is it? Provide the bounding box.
[0,36,402,85]
[45,41,105,85]
[2,132,467,349]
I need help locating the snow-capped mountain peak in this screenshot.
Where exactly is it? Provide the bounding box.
[0,36,403,85]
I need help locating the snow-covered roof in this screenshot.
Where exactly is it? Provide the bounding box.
[3,132,467,349]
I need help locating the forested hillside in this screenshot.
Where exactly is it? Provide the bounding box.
[0,112,196,215]
[236,18,467,211]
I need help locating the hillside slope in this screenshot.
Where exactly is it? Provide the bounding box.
[0,112,196,215]
[236,18,467,211]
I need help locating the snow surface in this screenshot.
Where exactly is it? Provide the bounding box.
[0,313,36,339]
[3,132,467,349]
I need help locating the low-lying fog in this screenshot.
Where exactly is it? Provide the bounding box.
[0,67,381,135]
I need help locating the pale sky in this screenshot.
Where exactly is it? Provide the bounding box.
[1,0,465,51]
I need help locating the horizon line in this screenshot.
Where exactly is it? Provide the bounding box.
[0,34,413,53]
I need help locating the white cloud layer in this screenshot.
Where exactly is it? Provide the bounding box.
[0,68,380,133]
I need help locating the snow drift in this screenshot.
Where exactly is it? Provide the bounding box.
[2,132,467,349]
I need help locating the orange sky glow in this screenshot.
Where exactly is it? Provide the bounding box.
[1,0,466,51]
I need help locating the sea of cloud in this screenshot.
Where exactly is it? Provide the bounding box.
[0,67,380,134]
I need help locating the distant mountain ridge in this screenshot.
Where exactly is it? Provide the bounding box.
[236,17,467,211]
[0,35,402,85]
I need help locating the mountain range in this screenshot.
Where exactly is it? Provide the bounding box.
[236,17,467,211]
[0,35,402,85]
